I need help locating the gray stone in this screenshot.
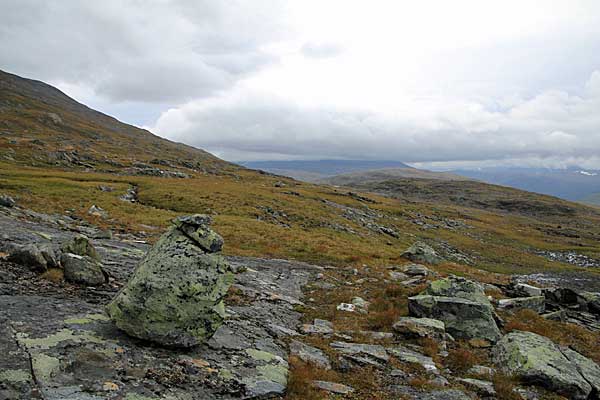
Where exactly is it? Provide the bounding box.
[7,244,48,272]
[393,317,445,340]
[172,214,223,253]
[424,276,489,304]
[403,263,431,276]
[467,365,495,377]
[106,215,233,347]
[61,235,100,261]
[330,341,389,367]
[514,283,543,297]
[389,271,409,281]
[289,340,331,370]
[493,331,593,399]
[61,253,106,286]
[457,378,496,396]
[402,277,426,287]
[351,296,369,310]
[387,345,437,372]
[497,296,545,313]
[562,347,600,395]
[312,380,354,394]
[0,195,16,208]
[401,242,442,265]
[409,295,501,342]
[87,205,107,218]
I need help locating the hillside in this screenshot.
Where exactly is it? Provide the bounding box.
[241,159,413,181]
[0,69,233,173]
[320,167,470,186]
[2,71,600,400]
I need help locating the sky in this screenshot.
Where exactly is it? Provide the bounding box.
[1,0,600,168]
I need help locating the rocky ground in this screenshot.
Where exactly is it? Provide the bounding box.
[0,205,320,399]
[2,202,600,400]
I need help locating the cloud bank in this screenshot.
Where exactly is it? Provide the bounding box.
[2,1,600,167]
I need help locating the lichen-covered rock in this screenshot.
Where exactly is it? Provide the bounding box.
[106,215,233,347]
[61,253,106,286]
[401,242,442,265]
[290,340,331,369]
[409,295,501,342]
[514,283,542,297]
[423,276,489,304]
[61,235,100,261]
[493,331,594,400]
[497,296,545,313]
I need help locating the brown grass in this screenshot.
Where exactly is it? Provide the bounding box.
[492,374,521,400]
[444,347,480,373]
[40,268,64,283]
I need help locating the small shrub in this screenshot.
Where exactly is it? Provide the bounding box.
[492,373,521,400]
[445,347,479,373]
[41,268,64,283]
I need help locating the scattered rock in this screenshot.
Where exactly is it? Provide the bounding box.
[493,330,596,399]
[351,296,369,312]
[87,205,108,218]
[106,214,233,347]
[423,276,489,304]
[389,271,409,281]
[0,195,16,208]
[336,303,356,312]
[467,365,495,377]
[61,253,106,286]
[403,263,431,276]
[393,317,445,340]
[497,296,545,313]
[457,378,496,396]
[401,242,442,265]
[312,380,354,394]
[289,340,331,369]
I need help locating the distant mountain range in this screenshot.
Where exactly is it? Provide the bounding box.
[448,167,600,205]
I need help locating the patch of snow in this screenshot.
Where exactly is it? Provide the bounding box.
[578,170,598,176]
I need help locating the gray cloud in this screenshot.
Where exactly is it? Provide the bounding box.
[0,0,288,103]
[154,70,600,165]
[301,42,343,59]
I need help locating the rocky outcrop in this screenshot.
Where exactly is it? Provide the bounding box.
[409,295,501,342]
[393,317,445,340]
[106,215,233,347]
[401,242,442,265]
[408,276,501,342]
[493,330,600,400]
[290,340,331,369]
[61,235,100,261]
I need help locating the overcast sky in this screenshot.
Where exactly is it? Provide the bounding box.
[2,1,600,168]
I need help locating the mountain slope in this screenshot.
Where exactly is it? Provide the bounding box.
[241,159,412,181]
[0,69,232,172]
[319,167,470,185]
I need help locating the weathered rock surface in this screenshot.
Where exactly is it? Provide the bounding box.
[423,275,489,304]
[0,195,16,208]
[61,253,106,286]
[409,295,501,342]
[403,263,431,276]
[497,296,545,313]
[401,242,442,265]
[6,243,49,272]
[330,341,389,368]
[493,330,598,399]
[312,380,354,394]
[106,215,233,347]
[0,205,320,399]
[289,340,331,369]
[392,317,445,340]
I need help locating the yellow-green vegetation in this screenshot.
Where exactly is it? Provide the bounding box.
[2,161,600,276]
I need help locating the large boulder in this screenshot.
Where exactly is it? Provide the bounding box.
[409,295,501,342]
[493,331,598,400]
[392,317,445,340]
[401,242,442,265]
[61,253,106,286]
[106,215,233,347]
